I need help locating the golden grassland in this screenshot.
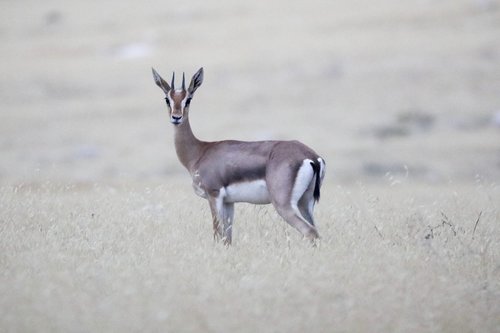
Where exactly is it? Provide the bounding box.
[1,0,500,331]
[1,179,499,332]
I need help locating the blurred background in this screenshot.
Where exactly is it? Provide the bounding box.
[1,0,499,186]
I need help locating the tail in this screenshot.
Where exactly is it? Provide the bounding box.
[310,160,322,202]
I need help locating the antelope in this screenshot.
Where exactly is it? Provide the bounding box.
[152,67,325,245]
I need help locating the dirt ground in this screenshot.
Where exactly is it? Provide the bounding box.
[1,0,500,332]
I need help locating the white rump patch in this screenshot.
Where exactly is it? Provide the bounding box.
[290,159,315,224]
[224,180,271,204]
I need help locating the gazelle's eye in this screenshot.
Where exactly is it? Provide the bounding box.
[185,97,192,106]
[165,97,170,106]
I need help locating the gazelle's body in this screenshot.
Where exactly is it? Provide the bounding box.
[152,67,325,244]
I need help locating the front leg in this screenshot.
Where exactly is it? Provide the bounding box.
[222,202,234,245]
[207,191,234,245]
[208,196,223,240]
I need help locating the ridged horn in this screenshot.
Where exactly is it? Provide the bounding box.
[182,72,186,90]
[171,72,175,90]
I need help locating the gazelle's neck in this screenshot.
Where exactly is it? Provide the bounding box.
[173,117,204,172]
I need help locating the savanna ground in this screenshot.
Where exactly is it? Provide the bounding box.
[1,0,500,332]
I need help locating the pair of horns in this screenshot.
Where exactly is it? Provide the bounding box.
[170,72,186,90]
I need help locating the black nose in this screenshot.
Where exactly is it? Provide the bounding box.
[172,116,182,121]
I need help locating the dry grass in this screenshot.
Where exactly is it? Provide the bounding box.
[1,179,499,332]
[1,0,500,331]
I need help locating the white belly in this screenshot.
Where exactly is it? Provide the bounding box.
[224,180,271,204]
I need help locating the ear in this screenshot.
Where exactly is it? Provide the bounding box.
[188,67,204,94]
[152,68,171,94]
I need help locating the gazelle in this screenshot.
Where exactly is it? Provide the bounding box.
[152,67,325,245]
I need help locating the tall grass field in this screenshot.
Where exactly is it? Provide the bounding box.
[1,179,499,332]
[1,0,500,331]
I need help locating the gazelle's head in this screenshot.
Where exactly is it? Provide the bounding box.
[152,67,204,125]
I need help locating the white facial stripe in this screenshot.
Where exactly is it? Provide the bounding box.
[182,93,195,110]
[181,95,189,108]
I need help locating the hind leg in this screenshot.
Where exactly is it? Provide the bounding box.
[297,187,316,226]
[274,203,319,241]
[266,159,319,241]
